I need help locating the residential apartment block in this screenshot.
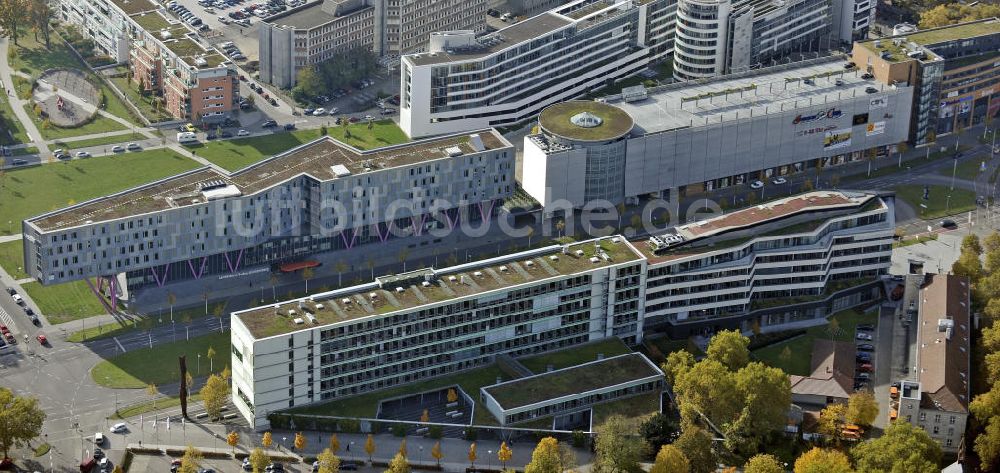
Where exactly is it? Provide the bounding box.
[230,190,892,429]
[230,237,648,429]
[638,191,894,338]
[523,58,913,211]
[56,0,241,122]
[399,0,677,138]
[259,0,487,88]
[852,18,1000,145]
[895,274,971,453]
[22,132,514,296]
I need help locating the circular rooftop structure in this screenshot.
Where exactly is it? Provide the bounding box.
[538,101,634,142]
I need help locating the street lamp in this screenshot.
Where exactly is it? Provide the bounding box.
[198,353,201,374]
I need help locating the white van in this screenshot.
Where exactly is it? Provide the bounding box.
[176,132,198,143]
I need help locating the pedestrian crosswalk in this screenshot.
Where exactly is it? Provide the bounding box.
[0,306,14,331]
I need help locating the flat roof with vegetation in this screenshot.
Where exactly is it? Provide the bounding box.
[235,237,643,339]
[538,101,634,142]
[857,18,1000,63]
[483,353,661,409]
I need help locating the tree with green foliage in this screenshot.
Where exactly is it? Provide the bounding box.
[743,454,783,473]
[28,0,50,47]
[639,412,679,450]
[845,391,879,427]
[0,387,46,458]
[592,415,648,473]
[0,0,26,46]
[727,361,791,455]
[662,350,695,385]
[672,427,715,473]
[706,329,750,371]
[851,421,941,473]
[650,445,689,473]
[295,66,325,99]
[817,403,847,444]
[199,373,229,420]
[793,448,852,473]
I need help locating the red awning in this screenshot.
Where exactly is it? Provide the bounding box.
[279,260,320,273]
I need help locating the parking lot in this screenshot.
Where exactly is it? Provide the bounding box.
[169,0,268,63]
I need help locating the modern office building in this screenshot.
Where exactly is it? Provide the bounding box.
[672,0,844,80]
[399,0,678,138]
[259,0,487,88]
[852,18,1000,145]
[21,131,514,299]
[259,0,376,88]
[481,353,664,426]
[895,274,971,453]
[55,0,241,122]
[637,190,894,337]
[523,57,913,211]
[230,236,648,429]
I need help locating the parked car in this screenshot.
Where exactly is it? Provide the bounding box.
[220,130,233,138]
[110,422,127,433]
[35,333,47,345]
[856,353,872,362]
[262,119,277,127]
[771,176,786,185]
[856,332,873,341]
[857,363,873,372]
[94,432,104,445]
[940,219,957,229]
[11,293,22,304]
[127,143,141,151]
[749,180,764,189]
[10,159,26,165]
[856,324,874,331]
[237,129,250,137]
[185,123,197,132]
[856,343,874,351]
[865,87,878,94]
[313,108,326,116]
[75,151,90,158]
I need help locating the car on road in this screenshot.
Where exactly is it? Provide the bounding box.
[749,180,764,189]
[185,123,197,132]
[127,143,141,151]
[266,463,285,472]
[262,119,277,127]
[36,333,47,345]
[112,145,125,152]
[940,219,957,229]
[856,343,874,351]
[93,448,104,460]
[856,353,872,362]
[7,287,16,295]
[110,422,128,433]
[0,325,9,334]
[340,463,358,471]
[771,177,787,185]
[206,132,216,140]
[313,108,326,116]
[10,159,26,165]
[75,151,90,158]
[348,116,359,123]
[865,87,878,94]
[856,324,874,331]
[11,293,22,304]
[857,363,873,372]
[856,332,873,341]
[242,458,253,471]
[855,372,870,380]
[237,129,250,137]
[284,123,296,130]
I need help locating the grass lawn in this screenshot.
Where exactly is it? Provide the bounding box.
[11,146,39,156]
[518,337,632,374]
[0,239,29,280]
[939,157,990,181]
[112,393,203,419]
[91,331,231,388]
[108,76,173,122]
[752,308,877,376]
[10,33,81,77]
[27,105,128,140]
[894,233,938,248]
[893,184,978,220]
[0,95,30,145]
[289,364,509,424]
[22,280,108,325]
[188,123,409,171]
[592,392,661,428]
[53,132,137,150]
[842,145,971,182]
[0,149,198,236]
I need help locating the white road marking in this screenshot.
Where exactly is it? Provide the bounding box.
[113,336,127,353]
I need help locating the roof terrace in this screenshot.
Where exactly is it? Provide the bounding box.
[234,237,643,339]
[29,131,509,232]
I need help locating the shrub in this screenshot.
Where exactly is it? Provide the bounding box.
[428,425,443,439]
[201,451,231,460]
[392,423,407,437]
[339,418,361,433]
[571,430,588,449]
[127,447,163,455]
[464,428,478,441]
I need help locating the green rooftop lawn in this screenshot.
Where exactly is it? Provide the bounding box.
[484,354,659,409]
[187,122,409,172]
[288,364,509,424]
[752,308,876,376]
[537,101,632,141]
[0,239,29,280]
[22,280,109,325]
[131,11,171,31]
[939,156,990,181]
[91,330,231,388]
[892,184,977,220]
[0,149,198,236]
[909,19,1000,47]
[591,391,661,427]
[165,39,205,58]
[518,337,632,374]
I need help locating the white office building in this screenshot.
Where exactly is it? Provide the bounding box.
[399,0,677,138]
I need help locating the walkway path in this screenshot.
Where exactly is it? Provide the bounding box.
[0,39,45,152]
